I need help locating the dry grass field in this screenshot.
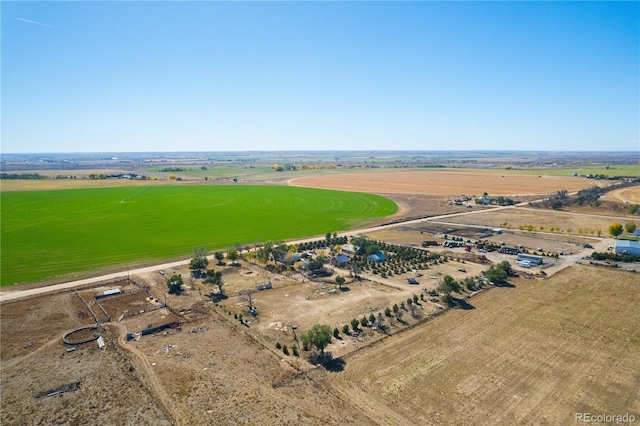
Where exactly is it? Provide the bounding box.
[604,185,640,204]
[437,206,634,238]
[313,266,640,425]
[2,261,639,425]
[0,177,166,192]
[290,170,604,196]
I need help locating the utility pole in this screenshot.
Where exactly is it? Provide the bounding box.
[291,324,299,349]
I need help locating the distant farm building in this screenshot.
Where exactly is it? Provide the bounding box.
[407,278,419,285]
[279,253,301,265]
[517,254,543,265]
[477,195,492,205]
[333,254,351,266]
[367,253,386,262]
[342,244,357,254]
[615,240,640,256]
[95,288,121,299]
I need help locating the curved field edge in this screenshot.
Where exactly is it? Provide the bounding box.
[0,185,397,285]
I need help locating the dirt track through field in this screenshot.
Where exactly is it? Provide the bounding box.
[113,323,183,424]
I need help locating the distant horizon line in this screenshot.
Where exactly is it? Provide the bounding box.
[2,149,639,156]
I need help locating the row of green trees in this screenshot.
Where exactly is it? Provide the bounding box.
[0,173,47,180]
[591,251,640,263]
[297,233,348,252]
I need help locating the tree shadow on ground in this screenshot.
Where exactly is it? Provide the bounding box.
[207,293,228,302]
[324,357,346,372]
[310,352,346,372]
[494,280,516,288]
[451,298,475,310]
[339,286,350,292]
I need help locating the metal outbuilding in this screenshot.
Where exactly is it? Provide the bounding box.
[615,240,640,256]
[517,254,543,265]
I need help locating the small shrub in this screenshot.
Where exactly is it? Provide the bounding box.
[276,342,282,350]
[351,318,359,331]
[342,324,350,334]
[282,345,289,355]
[292,347,299,357]
[333,328,340,338]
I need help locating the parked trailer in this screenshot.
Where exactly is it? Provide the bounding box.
[517,253,543,265]
[517,260,532,268]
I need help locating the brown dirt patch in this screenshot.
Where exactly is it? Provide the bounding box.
[0,293,172,425]
[0,293,92,360]
[290,170,601,196]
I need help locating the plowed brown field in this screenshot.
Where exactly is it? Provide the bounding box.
[290,171,603,196]
[313,266,640,425]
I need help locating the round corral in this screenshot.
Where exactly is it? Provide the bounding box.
[63,324,100,345]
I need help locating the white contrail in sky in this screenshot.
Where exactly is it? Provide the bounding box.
[16,17,55,29]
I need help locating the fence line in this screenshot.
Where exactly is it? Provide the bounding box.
[74,290,98,323]
[121,303,166,320]
[95,301,111,322]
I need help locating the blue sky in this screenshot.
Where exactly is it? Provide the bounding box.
[2,1,638,153]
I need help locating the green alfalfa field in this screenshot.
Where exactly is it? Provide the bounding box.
[0,185,397,285]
